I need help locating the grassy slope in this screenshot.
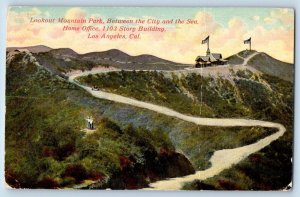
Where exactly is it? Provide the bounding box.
[6,51,293,190]
[182,75,293,190]
[182,124,292,190]
[78,69,293,189]
[225,50,294,82]
[35,52,97,75]
[248,53,294,82]
[78,69,293,122]
[6,52,195,189]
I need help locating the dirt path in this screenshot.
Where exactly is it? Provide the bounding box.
[242,51,259,66]
[68,68,285,190]
[145,123,284,190]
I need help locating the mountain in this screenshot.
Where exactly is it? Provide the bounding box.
[31,47,192,75]
[7,45,52,53]
[81,49,179,65]
[49,48,79,57]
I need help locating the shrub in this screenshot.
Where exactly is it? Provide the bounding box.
[62,164,87,183]
[37,177,59,189]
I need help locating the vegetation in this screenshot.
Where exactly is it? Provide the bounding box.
[173,126,277,169]
[182,72,293,190]
[78,68,293,190]
[5,52,194,189]
[6,51,293,190]
[182,128,292,190]
[78,69,293,122]
[35,52,97,74]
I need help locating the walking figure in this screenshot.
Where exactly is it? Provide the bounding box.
[86,116,94,130]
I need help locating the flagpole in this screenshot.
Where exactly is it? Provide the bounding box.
[207,39,209,52]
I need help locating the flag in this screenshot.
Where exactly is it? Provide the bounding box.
[202,36,209,44]
[244,37,251,44]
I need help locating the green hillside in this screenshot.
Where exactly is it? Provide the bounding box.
[6,50,293,190]
[78,70,293,123]
[6,52,195,189]
[78,68,293,190]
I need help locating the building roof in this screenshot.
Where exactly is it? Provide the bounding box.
[211,53,222,60]
[196,56,210,62]
[196,53,225,63]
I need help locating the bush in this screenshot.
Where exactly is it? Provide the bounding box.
[37,177,59,189]
[62,164,87,183]
[61,176,76,187]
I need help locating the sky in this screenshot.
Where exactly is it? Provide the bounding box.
[7,6,294,64]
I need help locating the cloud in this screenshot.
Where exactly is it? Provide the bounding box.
[49,27,64,39]
[263,8,294,28]
[251,15,260,21]
[270,8,294,25]
[65,7,86,19]
[6,8,294,64]
[264,17,276,24]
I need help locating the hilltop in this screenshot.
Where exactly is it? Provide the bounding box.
[7,45,52,53]
[226,50,294,82]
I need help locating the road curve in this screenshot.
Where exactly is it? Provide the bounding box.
[68,69,286,190]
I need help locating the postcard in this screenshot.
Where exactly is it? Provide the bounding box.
[5,6,294,190]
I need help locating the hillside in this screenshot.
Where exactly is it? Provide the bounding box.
[225,50,257,65]
[248,52,294,82]
[78,67,293,190]
[5,51,196,189]
[226,50,294,82]
[5,48,294,190]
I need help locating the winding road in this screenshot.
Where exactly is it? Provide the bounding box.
[67,53,286,190]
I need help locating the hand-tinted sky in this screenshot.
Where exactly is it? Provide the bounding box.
[7,7,294,63]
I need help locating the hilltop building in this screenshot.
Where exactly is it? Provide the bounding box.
[195,36,227,68]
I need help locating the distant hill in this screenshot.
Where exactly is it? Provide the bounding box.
[80,48,191,70]
[8,45,189,68]
[31,47,191,74]
[7,45,52,53]
[49,48,79,57]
